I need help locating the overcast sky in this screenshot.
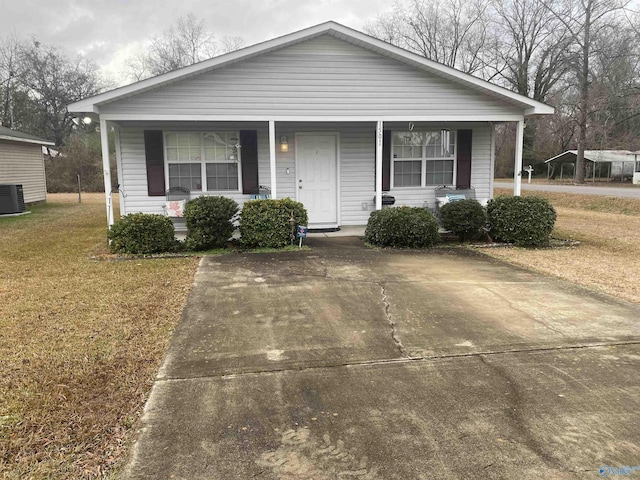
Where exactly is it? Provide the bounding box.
[0,0,392,85]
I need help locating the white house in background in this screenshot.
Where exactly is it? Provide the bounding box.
[68,21,553,230]
[0,126,55,204]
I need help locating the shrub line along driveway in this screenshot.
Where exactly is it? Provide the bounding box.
[123,237,640,479]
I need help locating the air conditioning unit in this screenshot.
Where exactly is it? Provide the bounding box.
[0,184,26,214]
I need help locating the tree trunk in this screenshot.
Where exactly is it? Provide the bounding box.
[575,0,592,184]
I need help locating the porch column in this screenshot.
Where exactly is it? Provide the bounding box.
[513,118,524,196]
[268,120,277,199]
[489,122,496,194]
[100,118,114,228]
[375,120,383,210]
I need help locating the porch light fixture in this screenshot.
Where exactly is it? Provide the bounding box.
[280,136,289,152]
[72,116,93,126]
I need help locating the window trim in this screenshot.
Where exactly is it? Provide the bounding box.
[163,131,243,193]
[390,130,458,188]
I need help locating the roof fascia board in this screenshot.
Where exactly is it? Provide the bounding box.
[544,151,573,163]
[545,150,637,163]
[0,135,55,146]
[100,113,525,122]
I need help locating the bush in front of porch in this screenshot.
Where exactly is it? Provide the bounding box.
[486,195,556,246]
[183,196,240,251]
[439,199,487,242]
[239,198,308,248]
[365,207,440,248]
[108,213,178,254]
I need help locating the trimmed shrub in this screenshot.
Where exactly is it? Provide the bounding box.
[183,196,239,250]
[239,198,308,248]
[108,213,176,254]
[440,199,487,242]
[364,207,440,248]
[486,195,556,246]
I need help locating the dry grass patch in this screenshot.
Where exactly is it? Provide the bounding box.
[495,187,640,215]
[0,194,199,478]
[496,177,639,188]
[482,189,640,304]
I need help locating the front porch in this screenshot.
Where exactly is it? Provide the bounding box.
[99,119,527,230]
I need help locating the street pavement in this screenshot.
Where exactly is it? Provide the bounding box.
[122,238,640,479]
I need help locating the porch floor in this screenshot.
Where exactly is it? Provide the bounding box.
[174,226,367,243]
[307,226,365,237]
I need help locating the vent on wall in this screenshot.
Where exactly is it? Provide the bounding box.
[0,184,26,214]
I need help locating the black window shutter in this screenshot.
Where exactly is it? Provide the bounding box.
[456,129,473,189]
[144,130,166,196]
[382,130,391,191]
[240,130,259,194]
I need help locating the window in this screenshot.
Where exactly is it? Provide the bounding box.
[168,163,201,191]
[392,130,456,187]
[165,132,240,192]
[206,163,239,190]
[203,132,240,191]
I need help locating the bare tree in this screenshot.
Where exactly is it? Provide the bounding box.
[136,13,216,79]
[16,40,104,145]
[492,0,569,101]
[365,0,492,74]
[542,0,630,183]
[489,0,571,169]
[0,34,21,128]
[220,36,245,54]
[588,21,640,148]
[128,13,245,81]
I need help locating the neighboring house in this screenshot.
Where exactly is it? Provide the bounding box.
[545,150,637,183]
[69,21,553,230]
[0,126,55,204]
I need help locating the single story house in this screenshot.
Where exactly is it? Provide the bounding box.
[545,150,638,183]
[0,126,55,204]
[69,21,553,230]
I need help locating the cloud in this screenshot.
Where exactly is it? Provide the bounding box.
[1,0,393,85]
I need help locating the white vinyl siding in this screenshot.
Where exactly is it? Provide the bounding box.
[115,121,493,225]
[0,141,47,203]
[99,35,522,119]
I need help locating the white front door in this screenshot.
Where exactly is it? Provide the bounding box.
[296,134,338,227]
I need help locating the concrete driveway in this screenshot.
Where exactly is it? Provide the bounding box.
[123,238,640,479]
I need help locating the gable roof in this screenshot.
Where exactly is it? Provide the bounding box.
[545,150,636,164]
[69,21,553,117]
[0,126,55,146]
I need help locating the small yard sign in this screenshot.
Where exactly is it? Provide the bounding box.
[297,225,308,248]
